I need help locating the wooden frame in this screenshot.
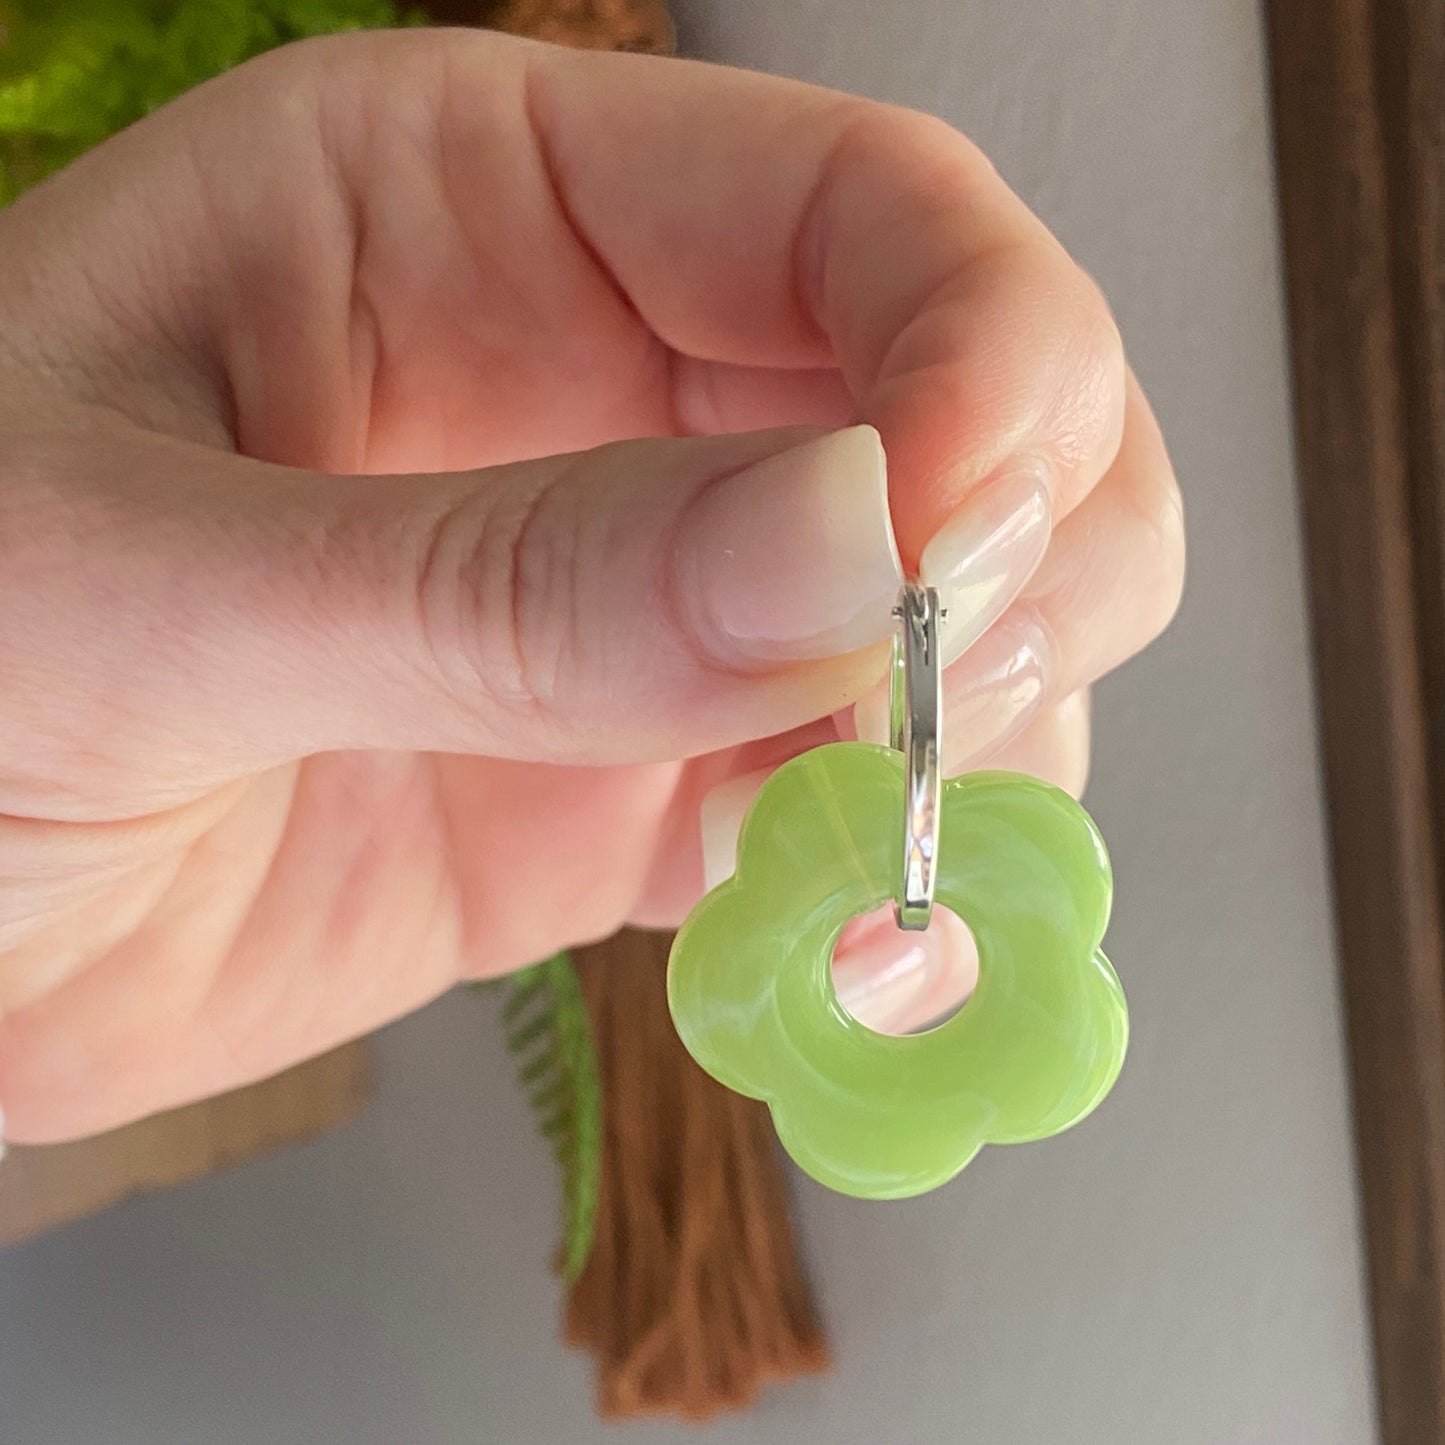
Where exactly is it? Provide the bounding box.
[1266,2,1445,1440]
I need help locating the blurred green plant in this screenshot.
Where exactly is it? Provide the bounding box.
[0,0,418,203]
[496,954,602,1284]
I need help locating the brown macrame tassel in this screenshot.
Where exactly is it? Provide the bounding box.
[484,0,674,51]
[565,930,831,1421]
[421,0,674,53]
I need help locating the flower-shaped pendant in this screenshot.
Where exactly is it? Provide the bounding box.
[667,742,1127,1199]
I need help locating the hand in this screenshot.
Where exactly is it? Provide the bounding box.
[0,30,1183,1142]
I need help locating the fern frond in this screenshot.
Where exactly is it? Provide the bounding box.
[497,953,601,1285]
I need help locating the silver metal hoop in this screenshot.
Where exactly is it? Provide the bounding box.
[890,582,943,930]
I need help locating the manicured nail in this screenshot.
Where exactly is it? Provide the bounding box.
[700,768,772,890]
[853,607,1053,767]
[832,906,979,1035]
[676,426,904,666]
[921,461,1052,667]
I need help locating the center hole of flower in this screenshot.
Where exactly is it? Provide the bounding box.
[830,903,979,1037]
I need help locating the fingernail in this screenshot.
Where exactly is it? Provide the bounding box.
[854,607,1053,767]
[676,426,904,665]
[939,610,1053,771]
[922,461,1052,667]
[832,907,979,1035]
[700,768,771,890]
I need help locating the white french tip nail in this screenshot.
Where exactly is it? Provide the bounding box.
[677,426,905,665]
[699,768,773,891]
[921,461,1053,667]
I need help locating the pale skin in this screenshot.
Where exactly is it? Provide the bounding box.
[0,31,1183,1144]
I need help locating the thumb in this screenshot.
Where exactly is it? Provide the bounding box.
[5,418,903,815]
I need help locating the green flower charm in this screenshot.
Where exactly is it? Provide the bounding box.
[667,742,1127,1199]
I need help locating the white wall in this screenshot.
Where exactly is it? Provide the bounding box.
[0,3,1378,1442]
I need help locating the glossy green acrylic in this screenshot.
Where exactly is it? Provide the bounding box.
[667,742,1126,1200]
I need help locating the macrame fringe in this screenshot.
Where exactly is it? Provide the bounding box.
[564,930,830,1421]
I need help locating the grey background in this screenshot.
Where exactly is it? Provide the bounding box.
[0,1,1379,1442]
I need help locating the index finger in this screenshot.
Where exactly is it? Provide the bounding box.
[0,30,1124,568]
[520,40,1126,561]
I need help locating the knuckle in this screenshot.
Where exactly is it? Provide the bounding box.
[802,99,997,306]
[814,103,1003,268]
[810,99,1126,486]
[302,26,506,159]
[418,470,583,732]
[852,102,1000,193]
[1028,267,1127,480]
